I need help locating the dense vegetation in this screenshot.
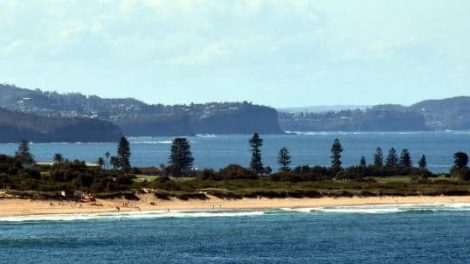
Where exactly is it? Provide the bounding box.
[2,133,470,201]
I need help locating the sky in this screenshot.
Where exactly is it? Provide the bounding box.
[0,0,469,108]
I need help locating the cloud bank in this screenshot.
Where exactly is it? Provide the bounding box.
[0,0,469,107]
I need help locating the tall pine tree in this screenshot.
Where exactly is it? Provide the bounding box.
[418,155,427,169]
[117,136,131,172]
[331,138,343,172]
[278,147,291,172]
[374,147,383,167]
[386,148,398,168]
[168,138,194,177]
[249,133,264,174]
[399,149,412,168]
[15,139,34,165]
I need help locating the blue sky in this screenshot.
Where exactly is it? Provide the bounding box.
[0,0,469,107]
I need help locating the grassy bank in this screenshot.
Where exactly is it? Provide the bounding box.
[124,175,470,201]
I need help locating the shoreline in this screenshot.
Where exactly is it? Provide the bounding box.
[2,194,470,217]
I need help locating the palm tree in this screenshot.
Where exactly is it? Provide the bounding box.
[105,151,110,169]
[110,156,119,169]
[53,153,64,165]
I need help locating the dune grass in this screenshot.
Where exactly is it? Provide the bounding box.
[129,175,470,200]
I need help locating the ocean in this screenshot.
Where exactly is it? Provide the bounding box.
[0,131,469,173]
[1,204,470,263]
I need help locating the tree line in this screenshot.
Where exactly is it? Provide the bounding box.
[7,133,470,184]
[90,133,470,181]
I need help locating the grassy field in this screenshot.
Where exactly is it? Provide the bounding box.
[6,174,468,201]
[371,175,457,184]
[128,175,470,200]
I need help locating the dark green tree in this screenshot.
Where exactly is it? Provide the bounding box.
[386,148,398,168]
[110,156,119,169]
[168,137,194,177]
[374,147,383,167]
[399,149,412,168]
[418,155,427,169]
[15,139,34,165]
[117,136,131,171]
[331,138,343,171]
[97,157,105,169]
[360,156,367,167]
[52,153,64,164]
[249,133,264,174]
[453,152,469,169]
[278,147,291,172]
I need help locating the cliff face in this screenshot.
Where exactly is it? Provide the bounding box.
[117,105,282,136]
[0,108,122,142]
[116,113,194,137]
[191,104,281,134]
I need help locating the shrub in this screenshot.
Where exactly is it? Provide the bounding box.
[451,167,470,181]
[176,192,208,201]
[17,169,41,180]
[271,166,330,182]
[198,169,219,180]
[154,191,171,200]
[217,164,258,180]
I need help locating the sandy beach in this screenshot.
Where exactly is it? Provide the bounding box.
[1,194,470,216]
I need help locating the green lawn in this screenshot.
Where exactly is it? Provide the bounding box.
[134,175,157,182]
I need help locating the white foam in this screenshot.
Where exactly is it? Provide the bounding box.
[3,203,470,222]
[312,203,470,214]
[0,210,265,222]
[196,134,216,138]
[314,206,402,214]
[279,208,315,213]
[128,140,173,144]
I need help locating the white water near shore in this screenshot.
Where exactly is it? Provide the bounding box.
[3,203,470,223]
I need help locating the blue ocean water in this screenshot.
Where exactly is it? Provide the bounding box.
[0,131,469,173]
[1,206,470,263]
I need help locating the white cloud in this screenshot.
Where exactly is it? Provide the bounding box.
[0,0,470,106]
[170,42,230,66]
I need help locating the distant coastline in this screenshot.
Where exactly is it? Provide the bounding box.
[2,84,470,142]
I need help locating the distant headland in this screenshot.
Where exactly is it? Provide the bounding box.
[0,84,281,142]
[1,83,470,143]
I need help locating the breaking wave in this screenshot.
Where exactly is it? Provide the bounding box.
[3,203,470,222]
[0,210,265,222]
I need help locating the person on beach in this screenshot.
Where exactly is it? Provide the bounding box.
[116,206,120,212]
